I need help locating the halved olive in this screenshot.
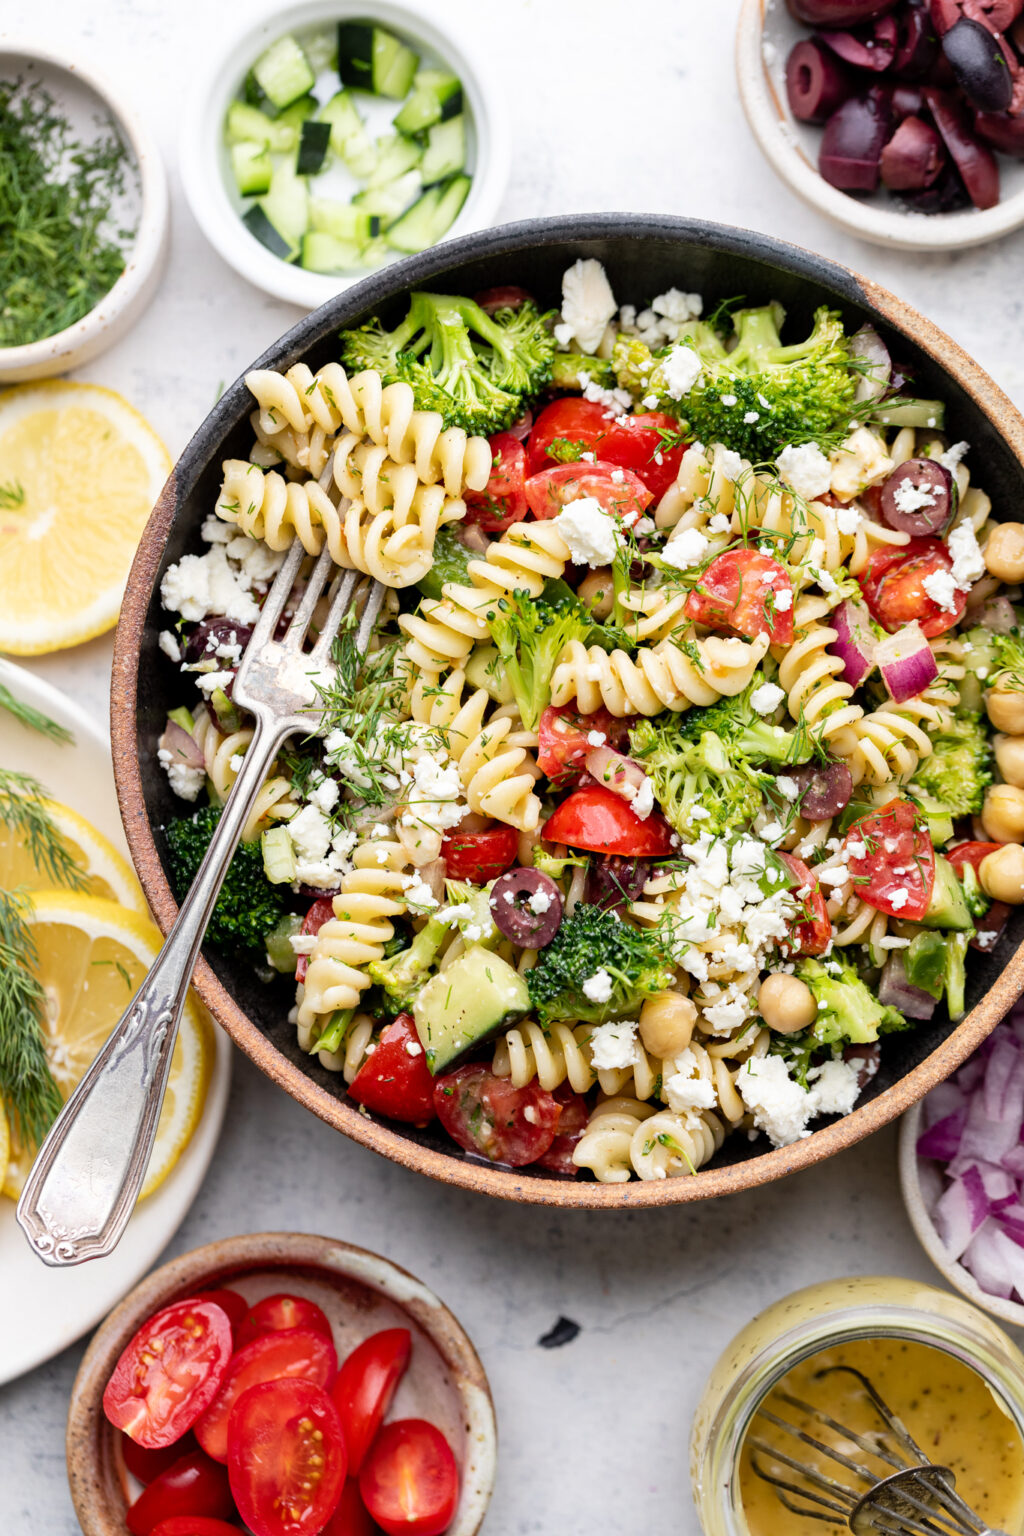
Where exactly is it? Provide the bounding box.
[489,869,564,949]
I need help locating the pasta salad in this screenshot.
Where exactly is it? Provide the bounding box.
[155,259,1024,1183]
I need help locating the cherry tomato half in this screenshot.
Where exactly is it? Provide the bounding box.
[527,398,685,499]
[844,799,935,921]
[194,1291,249,1344]
[332,1328,412,1475]
[534,1084,588,1176]
[462,433,528,532]
[947,841,1003,876]
[441,825,518,882]
[777,853,831,956]
[858,537,966,638]
[195,1328,338,1464]
[433,1066,561,1166]
[359,1420,459,1536]
[227,1379,347,1536]
[122,1433,199,1488]
[235,1294,333,1351]
[149,1520,242,1536]
[348,1014,436,1124]
[536,705,634,787]
[524,461,652,524]
[295,897,336,984]
[126,1449,235,1536]
[543,785,675,858]
[684,548,794,644]
[104,1300,234,1449]
[322,1479,379,1536]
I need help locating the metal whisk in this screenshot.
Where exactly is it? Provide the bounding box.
[747,1365,1010,1536]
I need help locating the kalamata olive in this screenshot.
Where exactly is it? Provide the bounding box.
[892,83,927,117]
[943,16,1014,108]
[489,869,563,948]
[584,855,652,914]
[880,114,947,187]
[974,106,1024,153]
[879,458,956,534]
[184,617,253,664]
[783,762,854,820]
[893,7,941,78]
[901,158,972,207]
[818,16,898,70]
[964,0,1024,32]
[786,39,854,123]
[788,0,898,22]
[819,88,894,190]
[924,86,1001,203]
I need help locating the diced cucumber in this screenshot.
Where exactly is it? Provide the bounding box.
[352,170,422,224]
[275,95,317,136]
[415,68,464,120]
[243,204,292,260]
[296,119,331,175]
[304,28,337,73]
[262,826,296,884]
[395,71,462,132]
[421,115,465,183]
[318,89,363,154]
[251,33,316,110]
[340,125,378,179]
[225,101,295,152]
[265,913,303,973]
[367,132,422,188]
[210,687,242,734]
[301,231,366,273]
[385,173,470,254]
[338,21,419,99]
[310,198,378,243]
[245,162,308,260]
[393,87,442,136]
[167,705,195,733]
[230,141,273,197]
[360,236,393,268]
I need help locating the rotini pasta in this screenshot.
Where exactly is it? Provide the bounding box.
[550,631,770,718]
[774,593,863,748]
[408,670,542,832]
[572,1096,657,1183]
[629,1107,726,1180]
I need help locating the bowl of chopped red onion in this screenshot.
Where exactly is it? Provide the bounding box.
[900,1003,1024,1324]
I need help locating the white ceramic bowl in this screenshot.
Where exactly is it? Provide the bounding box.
[899,1099,1024,1329]
[735,0,1024,251]
[180,0,510,309]
[0,39,169,382]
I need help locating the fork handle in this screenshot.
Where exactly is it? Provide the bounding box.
[17,718,291,1267]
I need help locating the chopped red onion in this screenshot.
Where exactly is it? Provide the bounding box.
[879,953,937,1019]
[916,1109,966,1160]
[159,719,204,770]
[830,599,878,688]
[849,324,892,403]
[584,746,646,802]
[973,594,1018,633]
[876,621,939,704]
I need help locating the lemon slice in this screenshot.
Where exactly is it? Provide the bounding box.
[0,797,147,913]
[0,382,172,654]
[3,892,212,1201]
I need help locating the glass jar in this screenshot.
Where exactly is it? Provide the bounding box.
[690,1275,1024,1536]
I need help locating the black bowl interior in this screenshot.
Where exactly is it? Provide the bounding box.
[135,214,1024,1180]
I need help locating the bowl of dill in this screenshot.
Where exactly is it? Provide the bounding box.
[0,40,168,381]
[111,212,1024,1208]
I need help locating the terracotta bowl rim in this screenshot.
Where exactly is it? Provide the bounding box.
[111,210,1024,1208]
[65,1230,496,1536]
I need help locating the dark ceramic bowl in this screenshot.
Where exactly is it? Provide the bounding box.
[112,213,1024,1207]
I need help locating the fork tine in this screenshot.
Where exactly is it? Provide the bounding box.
[245,539,305,655]
[309,567,362,666]
[355,580,387,655]
[282,543,335,649]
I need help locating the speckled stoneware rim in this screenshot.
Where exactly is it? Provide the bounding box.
[111,211,1024,1208]
[65,1231,496,1536]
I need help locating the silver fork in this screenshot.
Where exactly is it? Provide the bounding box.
[17,542,385,1267]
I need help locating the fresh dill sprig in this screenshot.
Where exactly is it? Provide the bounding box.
[0,683,74,743]
[315,614,414,812]
[0,478,25,509]
[0,768,89,890]
[0,888,62,1147]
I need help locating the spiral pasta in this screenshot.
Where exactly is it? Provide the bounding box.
[493,1020,597,1094]
[297,1009,376,1077]
[629,1107,726,1180]
[191,705,297,841]
[774,593,863,748]
[549,631,770,718]
[572,1096,657,1183]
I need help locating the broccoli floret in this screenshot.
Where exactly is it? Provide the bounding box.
[797,957,905,1046]
[902,930,970,1020]
[368,914,449,1010]
[675,673,816,764]
[525,903,676,1026]
[990,628,1024,691]
[909,714,992,818]
[485,589,593,732]
[550,353,615,390]
[164,806,286,952]
[339,291,555,437]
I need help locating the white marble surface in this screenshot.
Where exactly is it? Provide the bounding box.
[4,0,1024,1531]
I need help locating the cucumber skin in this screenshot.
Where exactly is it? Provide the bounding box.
[296,120,331,176]
[252,33,316,111]
[242,204,294,260]
[337,20,374,88]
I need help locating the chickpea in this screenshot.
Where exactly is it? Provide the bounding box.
[986,684,1024,737]
[577,568,614,620]
[980,843,1024,905]
[985,522,1024,584]
[995,735,1024,789]
[758,974,818,1035]
[982,783,1024,844]
[639,993,697,1058]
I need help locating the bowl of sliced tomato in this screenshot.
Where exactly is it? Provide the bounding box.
[66,1232,496,1536]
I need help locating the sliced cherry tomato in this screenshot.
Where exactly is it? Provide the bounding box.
[195,1328,338,1464]
[524,460,652,524]
[194,1290,249,1344]
[104,1299,234,1449]
[858,537,967,638]
[537,705,634,787]
[947,841,1003,875]
[331,1328,412,1475]
[123,1433,199,1488]
[359,1420,459,1536]
[543,785,675,858]
[684,548,794,644]
[348,1014,436,1124]
[534,1084,588,1175]
[227,1379,347,1536]
[295,897,336,984]
[441,825,518,882]
[462,433,528,532]
[844,800,936,921]
[235,1294,333,1351]
[433,1065,561,1166]
[528,398,685,498]
[777,853,831,956]
[474,284,531,314]
[126,1449,235,1536]
[322,1480,379,1536]
[149,1521,242,1536]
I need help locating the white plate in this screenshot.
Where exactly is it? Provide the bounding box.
[0,658,232,1385]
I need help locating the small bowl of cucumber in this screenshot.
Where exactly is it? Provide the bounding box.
[181,0,509,308]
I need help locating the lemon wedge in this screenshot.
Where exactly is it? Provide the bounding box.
[0,382,172,654]
[0,796,147,913]
[3,892,212,1201]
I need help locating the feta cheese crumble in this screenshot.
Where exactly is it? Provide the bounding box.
[947,521,985,588]
[659,345,703,401]
[738,1053,862,1148]
[581,969,614,1005]
[558,258,617,353]
[552,497,624,567]
[749,682,785,716]
[661,527,709,571]
[589,1019,639,1071]
[157,748,204,802]
[775,442,832,501]
[922,567,960,614]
